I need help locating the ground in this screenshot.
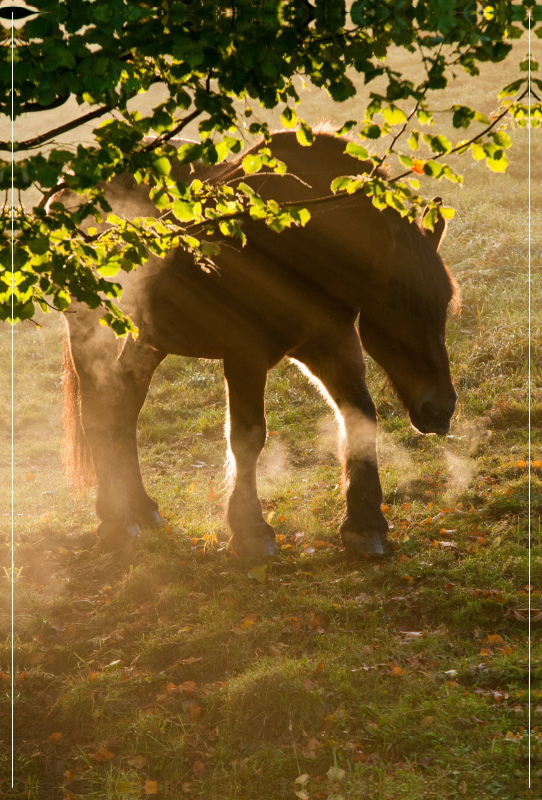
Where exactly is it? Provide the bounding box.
[0,46,541,800]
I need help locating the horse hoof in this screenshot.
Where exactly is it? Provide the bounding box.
[140,509,164,528]
[341,528,393,558]
[97,521,142,548]
[230,525,280,559]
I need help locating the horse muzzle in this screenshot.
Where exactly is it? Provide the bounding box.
[410,391,457,435]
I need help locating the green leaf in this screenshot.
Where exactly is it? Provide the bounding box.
[498,79,525,98]
[280,107,298,129]
[471,143,485,161]
[173,201,200,222]
[152,156,171,176]
[201,241,220,257]
[176,143,204,165]
[335,120,357,136]
[423,160,444,178]
[473,111,491,125]
[428,135,452,155]
[296,121,314,147]
[452,106,475,129]
[345,142,369,160]
[296,208,310,226]
[382,105,407,125]
[408,131,419,150]
[242,154,263,174]
[27,236,49,255]
[399,155,414,168]
[422,207,438,231]
[98,263,121,277]
[520,58,539,72]
[492,131,512,149]
[331,176,356,193]
[417,109,432,125]
[360,123,381,140]
[486,152,509,173]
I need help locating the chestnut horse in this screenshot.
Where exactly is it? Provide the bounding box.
[60,129,458,558]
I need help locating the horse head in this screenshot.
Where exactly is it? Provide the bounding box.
[357,200,459,435]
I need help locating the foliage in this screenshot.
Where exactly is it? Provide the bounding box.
[1,0,541,331]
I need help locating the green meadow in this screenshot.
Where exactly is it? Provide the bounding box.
[0,45,540,800]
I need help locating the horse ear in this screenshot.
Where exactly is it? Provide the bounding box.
[422,197,447,251]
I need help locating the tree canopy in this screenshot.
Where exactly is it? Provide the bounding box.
[1,0,541,333]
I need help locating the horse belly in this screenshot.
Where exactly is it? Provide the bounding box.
[121,222,358,362]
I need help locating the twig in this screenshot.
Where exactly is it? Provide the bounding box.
[1,106,112,152]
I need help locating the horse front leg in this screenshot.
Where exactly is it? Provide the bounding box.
[224,351,279,559]
[291,326,392,558]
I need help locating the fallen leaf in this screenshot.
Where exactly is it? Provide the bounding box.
[327,766,346,781]
[179,681,198,695]
[314,540,335,549]
[248,564,267,583]
[485,634,504,645]
[193,760,205,775]
[90,748,115,762]
[301,737,318,758]
[183,701,201,720]
[48,733,62,743]
[143,780,158,794]
[128,755,148,769]
[390,666,404,677]
[268,645,281,657]
[421,716,433,726]
[241,613,258,628]
[295,774,310,785]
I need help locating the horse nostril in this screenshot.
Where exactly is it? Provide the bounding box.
[420,399,437,421]
[420,396,456,423]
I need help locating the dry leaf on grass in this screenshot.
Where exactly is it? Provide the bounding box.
[90,748,115,762]
[128,755,148,769]
[143,780,158,794]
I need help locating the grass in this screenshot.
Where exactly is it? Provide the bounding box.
[1,45,541,800]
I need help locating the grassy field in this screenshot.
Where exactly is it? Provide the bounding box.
[1,45,541,800]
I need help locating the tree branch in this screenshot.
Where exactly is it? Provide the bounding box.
[388,87,530,185]
[1,106,113,152]
[142,109,202,152]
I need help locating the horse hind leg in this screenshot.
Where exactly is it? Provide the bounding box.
[224,350,279,559]
[291,327,392,558]
[65,310,164,544]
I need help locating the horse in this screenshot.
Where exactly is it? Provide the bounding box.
[59,127,459,559]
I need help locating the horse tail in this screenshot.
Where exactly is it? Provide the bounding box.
[63,330,95,491]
